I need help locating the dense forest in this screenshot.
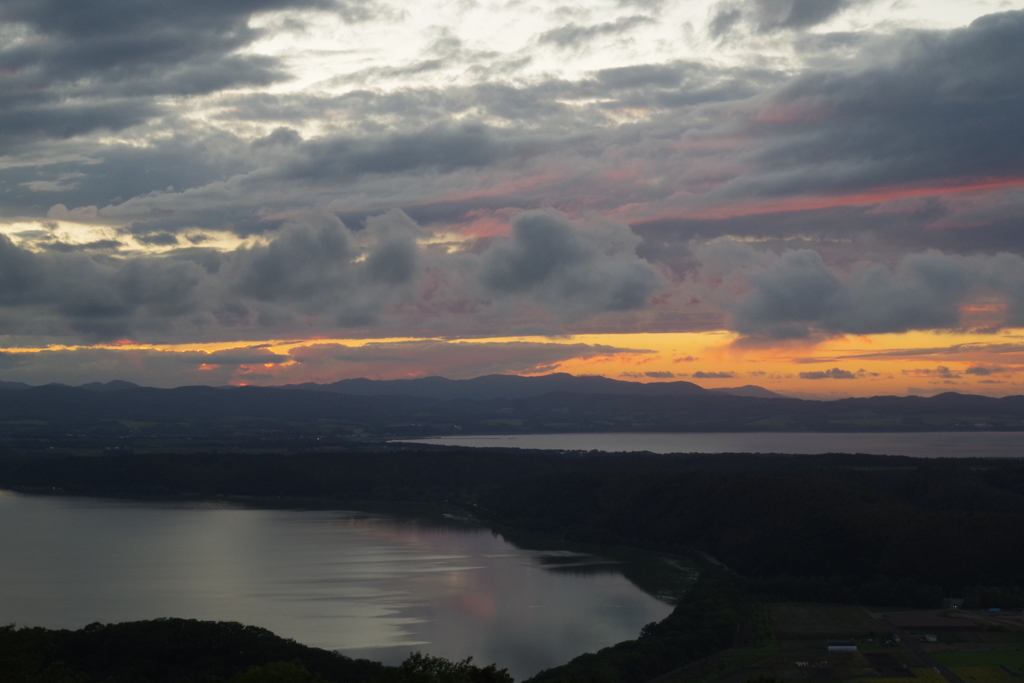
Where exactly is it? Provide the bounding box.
[525,571,759,683]
[3,447,1024,605]
[0,617,513,683]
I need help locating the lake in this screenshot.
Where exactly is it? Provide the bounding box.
[397,431,1024,458]
[0,491,677,680]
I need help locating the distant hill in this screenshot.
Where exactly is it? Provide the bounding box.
[0,383,1019,446]
[78,380,142,392]
[278,372,712,400]
[709,385,786,399]
[0,374,784,400]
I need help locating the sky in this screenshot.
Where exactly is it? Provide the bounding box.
[1,0,1024,397]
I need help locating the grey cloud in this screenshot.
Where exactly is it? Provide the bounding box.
[698,240,984,338]
[0,132,254,221]
[0,208,670,344]
[617,0,667,8]
[225,209,423,327]
[0,233,211,339]
[0,0,368,147]
[645,371,675,378]
[708,7,743,38]
[903,366,962,379]
[136,233,179,246]
[539,16,655,48]
[696,240,1024,341]
[200,348,291,366]
[362,210,420,286]
[42,239,123,252]
[965,366,1003,376]
[231,212,357,303]
[278,124,505,182]
[731,10,1024,201]
[799,367,856,380]
[252,127,303,149]
[0,100,161,147]
[479,210,665,316]
[692,371,735,378]
[710,0,861,37]
[595,64,683,89]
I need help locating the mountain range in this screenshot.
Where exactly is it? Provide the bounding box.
[0,374,1020,458]
[0,374,785,400]
[274,373,786,400]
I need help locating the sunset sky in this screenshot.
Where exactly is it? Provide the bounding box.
[1,0,1024,397]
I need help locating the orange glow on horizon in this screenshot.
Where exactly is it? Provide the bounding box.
[3,330,1024,398]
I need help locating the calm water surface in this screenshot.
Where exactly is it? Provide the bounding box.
[399,431,1024,457]
[0,491,672,680]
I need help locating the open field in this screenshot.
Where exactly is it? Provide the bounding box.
[871,668,951,683]
[701,603,1024,683]
[950,667,1024,683]
[771,603,884,640]
[934,651,1024,668]
[952,667,1024,683]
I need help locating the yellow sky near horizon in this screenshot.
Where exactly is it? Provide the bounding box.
[7,328,1024,398]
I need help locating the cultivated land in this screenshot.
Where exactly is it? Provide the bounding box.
[672,603,1024,683]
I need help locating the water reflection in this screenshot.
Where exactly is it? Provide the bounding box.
[0,492,675,680]
[398,431,1024,457]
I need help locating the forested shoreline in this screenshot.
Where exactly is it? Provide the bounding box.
[3,447,1024,606]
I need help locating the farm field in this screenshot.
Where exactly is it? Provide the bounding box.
[770,603,883,640]
[934,650,1024,667]
[710,604,1024,683]
[952,667,1024,683]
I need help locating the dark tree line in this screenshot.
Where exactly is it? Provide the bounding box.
[0,619,512,683]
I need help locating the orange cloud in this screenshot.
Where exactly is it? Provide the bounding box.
[636,177,1024,222]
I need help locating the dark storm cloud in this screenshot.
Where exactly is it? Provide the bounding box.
[799,367,856,380]
[699,240,983,338]
[0,100,161,147]
[0,0,374,146]
[538,15,655,48]
[277,124,506,182]
[479,210,665,316]
[0,232,210,339]
[225,209,422,326]
[0,131,255,220]
[231,213,357,303]
[730,11,1024,200]
[695,236,1024,340]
